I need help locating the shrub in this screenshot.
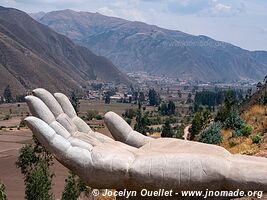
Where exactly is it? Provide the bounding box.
[229,139,237,147]
[125,118,131,125]
[122,109,137,119]
[223,111,244,130]
[259,91,267,105]
[251,135,262,144]
[19,119,26,127]
[95,114,103,120]
[232,129,242,137]
[85,110,98,120]
[175,125,184,139]
[0,182,7,200]
[240,124,253,137]
[199,122,223,144]
[161,119,174,138]
[62,171,91,200]
[3,115,10,121]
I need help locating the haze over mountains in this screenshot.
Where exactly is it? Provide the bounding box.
[32,9,267,82]
[0,6,129,95]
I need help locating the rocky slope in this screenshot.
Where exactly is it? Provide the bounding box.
[0,7,130,95]
[33,9,267,82]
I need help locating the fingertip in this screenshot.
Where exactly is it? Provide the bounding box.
[25,95,56,124]
[54,92,77,118]
[104,111,116,121]
[32,88,47,95]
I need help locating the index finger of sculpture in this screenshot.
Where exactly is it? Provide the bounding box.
[25,116,92,172]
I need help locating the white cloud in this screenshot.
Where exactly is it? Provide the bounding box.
[97,7,116,17]
[215,3,231,12]
[198,2,242,17]
[262,27,267,33]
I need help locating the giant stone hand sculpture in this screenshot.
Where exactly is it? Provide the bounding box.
[24,88,267,192]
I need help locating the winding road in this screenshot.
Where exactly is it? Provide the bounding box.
[183,125,191,140]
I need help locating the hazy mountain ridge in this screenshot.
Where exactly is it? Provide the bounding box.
[32,9,267,82]
[0,7,130,95]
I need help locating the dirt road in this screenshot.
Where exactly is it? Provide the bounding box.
[183,125,191,140]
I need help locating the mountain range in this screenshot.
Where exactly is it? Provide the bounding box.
[0,6,130,95]
[32,9,267,82]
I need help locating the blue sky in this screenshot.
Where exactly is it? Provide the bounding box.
[1,0,267,51]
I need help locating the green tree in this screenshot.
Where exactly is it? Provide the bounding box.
[61,171,91,200]
[3,85,12,103]
[259,91,267,105]
[214,107,229,122]
[104,94,111,104]
[199,122,223,145]
[161,119,174,138]
[186,93,193,104]
[159,101,176,116]
[224,90,238,111]
[139,92,145,103]
[0,182,7,200]
[223,111,244,130]
[148,89,160,106]
[122,109,137,119]
[134,110,149,135]
[174,125,184,139]
[159,102,168,116]
[70,91,79,112]
[16,137,54,200]
[167,101,176,115]
[25,161,54,200]
[189,112,204,140]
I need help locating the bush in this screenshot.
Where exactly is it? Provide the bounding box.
[19,119,26,127]
[259,91,267,105]
[125,118,132,125]
[223,111,244,130]
[0,182,7,200]
[251,135,262,144]
[3,115,10,120]
[149,116,162,125]
[175,125,184,139]
[95,114,103,120]
[240,124,253,137]
[62,172,91,200]
[85,110,98,120]
[122,109,137,119]
[161,119,174,138]
[199,122,223,144]
[232,129,242,137]
[229,139,237,147]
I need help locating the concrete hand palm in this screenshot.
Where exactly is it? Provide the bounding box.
[25,89,267,191]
